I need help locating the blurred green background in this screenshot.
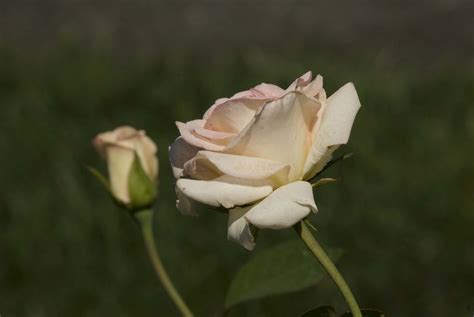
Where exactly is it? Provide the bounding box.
[0,1,473,316]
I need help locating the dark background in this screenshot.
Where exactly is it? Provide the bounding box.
[0,1,473,316]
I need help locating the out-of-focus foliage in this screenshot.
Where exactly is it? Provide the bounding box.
[0,47,473,316]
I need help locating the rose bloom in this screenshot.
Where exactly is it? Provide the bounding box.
[94,126,158,205]
[170,72,361,250]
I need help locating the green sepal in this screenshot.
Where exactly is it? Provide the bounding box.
[304,218,318,232]
[128,153,157,211]
[318,152,353,176]
[86,165,111,193]
[307,152,353,184]
[311,177,337,188]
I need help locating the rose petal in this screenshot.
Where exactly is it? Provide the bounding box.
[204,98,229,119]
[252,83,285,97]
[176,178,273,209]
[226,92,320,181]
[134,134,159,181]
[105,145,135,204]
[204,98,264,134]
[286,71,313,91]
[169,137,201,179]
[244,181,317,229]
[301,75,324,98]
[194,127,236,140]
[302,82,361,179]
[176,121,225,151]
[183,151,290,187]
[228,206,255,250]
[232,90,254,99]
[93,126,139,155]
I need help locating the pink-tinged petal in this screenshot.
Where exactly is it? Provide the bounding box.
[302,83,361,179]
[231,90,254,99]
[176,121,225,151]
[226,92,321,181]
[93,126,140,155]
[286,72,325,100]
[204,98,264,134]
[194,127,236,140]
[204,98,229,119]
[228,206,255,250]
[252,83,285,97]
[176,178,272,209]
[169,137,201,179]
[301,75,324,98]
[184,151,290,187]
[244,181,317,229]
[286,71,313,91]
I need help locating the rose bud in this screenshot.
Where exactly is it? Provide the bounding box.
[93,126,158,211]
[170,72,361,250]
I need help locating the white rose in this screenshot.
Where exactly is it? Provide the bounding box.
[94,126,158,207]
[170,72,361,250]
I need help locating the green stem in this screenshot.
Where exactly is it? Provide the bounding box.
[135,209,194,317]
[294,221,362,317]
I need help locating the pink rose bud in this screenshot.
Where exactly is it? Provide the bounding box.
[93,126,158,210]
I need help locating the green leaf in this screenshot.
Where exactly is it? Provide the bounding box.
[301,305,337,317]
[224,239,343,309]
[340,309,385,317]
[311,178,337,188]
[303,219,318,232]
[321,152,353,174]
[86,165,110,192]
[128,153,157,210]
[307,152,353,184]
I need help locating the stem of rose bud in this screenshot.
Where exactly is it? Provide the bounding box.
[294,221,362,317]
[135,209,194,317]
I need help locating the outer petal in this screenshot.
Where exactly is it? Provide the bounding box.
[226,92,320,181]
[302,83,361,179]
[93,126,139,156]
[203,98,229,119]
[169,137,201,179]
[134,134,159,181]
[194,127,236,140]
[252,83,285,97]
[183,151,290,187]
[105,145,135,204]
[176,121,225,151]
[244,181,317,229]
[228,206,255,250]
[286,71,313,91]
[176,178,272,209]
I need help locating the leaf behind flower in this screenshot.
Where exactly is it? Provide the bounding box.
[340,309,385,317]
[301,305,337,317]
[224,239,343,310]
